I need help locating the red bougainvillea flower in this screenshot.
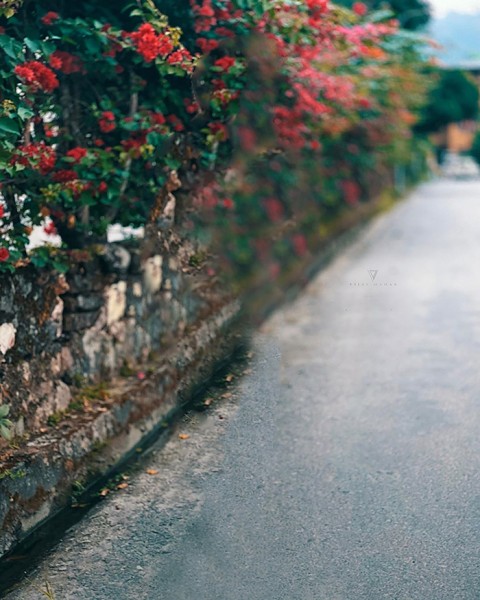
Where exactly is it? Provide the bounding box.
[12,142,56,174]
[292,234,308,257]
[52,170,78,183]
[214,56,235,73]
[98,111,116,133]
[0,204,4,218]
[196,38,219,53]
[41,11,60,26]
[49,51,85,74]
[167,114,184,132]
[352,2,368,16]
[14,61,59,93]
[263,197,284,222]
[0,248,10,262]
[209,122,228,141]
[341,180,361,204]
[166,48,193,68]
[98,182,108,194]
[129,23,174,62]
[66,147,87,163]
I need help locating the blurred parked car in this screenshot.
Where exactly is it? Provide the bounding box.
[441,153,480,179]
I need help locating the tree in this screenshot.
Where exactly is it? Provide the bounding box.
[337,0,431,30]
[416,69,480,134]
[470,131,480,165]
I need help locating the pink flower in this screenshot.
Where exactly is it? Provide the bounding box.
[353,2,368,16]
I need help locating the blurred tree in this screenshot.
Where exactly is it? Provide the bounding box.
[337,0,431,30]
[416,69,480,134]
[470,131,480,165]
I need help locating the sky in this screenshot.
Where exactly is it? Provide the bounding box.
[430,0,480,17]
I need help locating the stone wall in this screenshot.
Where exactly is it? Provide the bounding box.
[0,233,228,438]
[0,227,242,558]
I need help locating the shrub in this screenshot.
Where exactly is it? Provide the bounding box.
[0,0,426,274]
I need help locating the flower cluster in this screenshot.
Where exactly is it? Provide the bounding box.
[11,142,56,174]
[0,0,426,272]
[14,61,59,93]
[129,23,174,62]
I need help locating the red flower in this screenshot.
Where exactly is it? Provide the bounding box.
[43,221,57,236]
[263,197,284,222]
[98,182,108,194]
[66,147,87,163]
[352,2,368,16]
[0,204,4,219]
[340,180,361,205]
[98,111,116,133]
[0,248,10,262]
[14,61,59,93]
[41,11,60,26]
[167,49,193,67]
[167,115,184,132]
[12,143,56,174]
[209,122,228,141]
[292,234,308,257]
[214,56,236,73]
[130,23,174,62]
[214,27,235,38]
[151,112,166,125]
[52,170,78,183]
[50,51,85,75]
[196,38,219,53]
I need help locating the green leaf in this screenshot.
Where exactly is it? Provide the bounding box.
[0,423,12,441]
[0,117,20,136]
[17,106,34,120]
[0,405,10,419]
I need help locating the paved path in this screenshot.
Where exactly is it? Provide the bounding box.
[6,180,480,599]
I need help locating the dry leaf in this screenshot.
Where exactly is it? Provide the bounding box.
[99,489,109,497]
[117,482,129,490]
[146,469,159,476]
[221,392,232,399]
[204,398,213,407]
[178,433,190,440]
[225,374,234,383]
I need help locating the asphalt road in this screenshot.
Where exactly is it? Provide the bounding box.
[6,179,480,599]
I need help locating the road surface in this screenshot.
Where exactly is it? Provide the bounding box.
[6,179,480,599]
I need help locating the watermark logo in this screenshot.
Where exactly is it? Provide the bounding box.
[349,270,397,287]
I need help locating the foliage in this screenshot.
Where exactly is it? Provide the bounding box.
[416,69,480,134]
[470,131,480,166]
[0,0,427,275]
[336,0,431,30]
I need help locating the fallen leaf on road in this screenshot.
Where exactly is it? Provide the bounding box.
[99,489,110,497]
[146,469,159,475]
[225,374,234,382]
[204,398,213,407]
[117,482,128,490]
[221,392,232,399]
[178,433,190,440]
